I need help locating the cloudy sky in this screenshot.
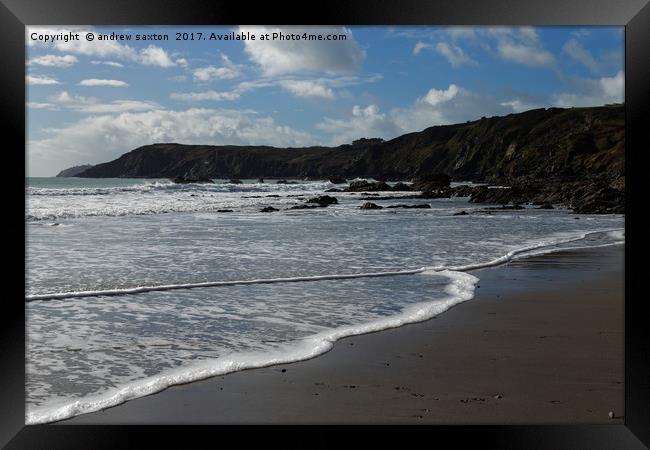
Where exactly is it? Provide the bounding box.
[26,26,624,177]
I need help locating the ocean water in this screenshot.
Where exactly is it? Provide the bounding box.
[25,177,625,424]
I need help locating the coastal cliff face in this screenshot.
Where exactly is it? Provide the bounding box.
[76,105,623,182]
[72,105,624,213]
[56,164,94,177]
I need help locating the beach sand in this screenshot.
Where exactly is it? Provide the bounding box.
[63,244,624,424]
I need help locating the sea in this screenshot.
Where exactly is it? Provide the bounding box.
[25,177,625,424]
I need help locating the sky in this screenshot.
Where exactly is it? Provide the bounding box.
[26,26,624,177]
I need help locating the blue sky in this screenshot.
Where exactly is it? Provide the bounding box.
[26,26,624,176]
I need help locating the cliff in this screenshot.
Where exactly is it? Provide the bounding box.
[56,164,94,177]
[75,105,623,184]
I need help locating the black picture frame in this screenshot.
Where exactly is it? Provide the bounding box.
[3,0,649,448]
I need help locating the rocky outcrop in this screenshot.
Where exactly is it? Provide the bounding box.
[360,202,383,210]
[391,182,414,192]
[346,180,392,192]
[412,173,451,192]
[306,195,338,206]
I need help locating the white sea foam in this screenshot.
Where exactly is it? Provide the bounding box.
[26,228,624,302]
[26,270,478,424]
[441,228,624,272]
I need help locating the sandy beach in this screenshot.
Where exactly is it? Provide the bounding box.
[62,244,624,425]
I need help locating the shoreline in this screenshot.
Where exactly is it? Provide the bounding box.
[62,244,624,424]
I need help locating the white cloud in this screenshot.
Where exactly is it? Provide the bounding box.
[413,41,433,55]
[27,102,57,110]
[234,74,381,101]
[600,71,625,98]
[497,42,555,67]
[49,91,93,104]
[170,90,241,102]
[28,108,315,176]
[317,84,512,145]
[139,45,176,68]
[552,71,624,107]
[434,43,476,68]
[175,58,189,67]
[500,99,541,113]
[562,39,600,73]
[78,79,129,87]
[277,80,334,99]
[91,60,124,68]
[26,75,60,85]
[393,85,510,132]
[492,27,556,67]
[420,84,460,106]
[239,26,365,76]
[397,27,555,68]
[192,54,242,81]
[317,104,403,145]
[45,90,160,113]
[193,66,238,82]
[28,54,78,67]
[76,100,162,113]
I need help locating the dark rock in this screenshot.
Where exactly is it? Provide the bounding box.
[454,211,469,216]
[260,206,278,212]
[470,186,525,204]
[325,188,342,192]
[257,178,264,183]
[386,204,431,209]
[359,202,383,210]
[352,137,384,146]
[265,194,280,197]
[391,182,413,192]
[306,195,338,206]
[328,176,347,184]
[412,173,451,191]
[572,185,625,214]
[276,180,298,184]
[346,180,391,192]
[537,203,554,209]
[217,209,233,213]
[228,179,243,184]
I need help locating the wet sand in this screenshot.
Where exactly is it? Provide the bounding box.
[64,244,624,424]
